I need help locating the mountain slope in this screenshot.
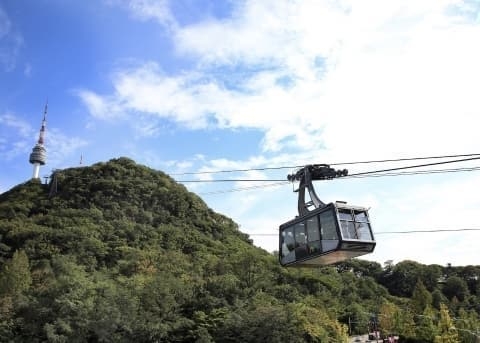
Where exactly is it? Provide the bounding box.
[2,158,477,342]
[0,158,354,342]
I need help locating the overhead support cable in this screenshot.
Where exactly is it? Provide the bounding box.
[246,228,480,236]
[347,156,480,178]
[343,166,480,179]
[374,228,480,235]
[198,181,289,195]
[194,166,480,195]
[177,178,287,183]
[179,165,480,184]
[168,153,480,176]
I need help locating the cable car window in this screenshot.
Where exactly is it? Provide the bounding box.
[319,209,339,252]
[356,222,373,240]
[354,210,368,222]
[294,223,308,259]
[306,216,321,255]
[308,240,321,255]
[294,223,306,244]
[341,220,358,239]
[338,209,353,221]
[280,227,295,264]
[319,210,338,240]
[306,217,320,241]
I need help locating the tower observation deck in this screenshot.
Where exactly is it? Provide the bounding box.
[29,104,47,179]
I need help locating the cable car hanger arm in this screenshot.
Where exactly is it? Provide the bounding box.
[287,164,348,216]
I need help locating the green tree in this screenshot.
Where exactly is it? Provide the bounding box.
[432,289,448,310]
[0,249,32,296]
[411,279,432,314]
[381,260,424,297]
[291,302,349,342]
[422,264,442,291]
[0,250,33,340]
[415,306,438,342]
[215,305,304,343]
[454,308,480,343]
[442,276,469,302]
[378,301,397,336]
[434,303,460,343]
[395,307,416,340]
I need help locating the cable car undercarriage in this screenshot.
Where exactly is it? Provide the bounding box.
[279,164,376,267]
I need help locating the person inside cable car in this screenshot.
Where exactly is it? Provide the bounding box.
[281,230,295,264]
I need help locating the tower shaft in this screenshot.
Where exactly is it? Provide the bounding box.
[29,103,48,179]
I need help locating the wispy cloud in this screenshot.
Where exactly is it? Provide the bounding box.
[80,0,480,159]
[0,6,24,72]
[77,0,480,265]
[0,113,33,160]
[0,112,88,167]
[75,89,127,120]
[106,0,177,29]
[0,113,32,137]
[47,128,89,167]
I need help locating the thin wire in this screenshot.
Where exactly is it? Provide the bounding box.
[168,153,480,176]
[170,165,299,176]
[375,228,480,235]
[198,181,289,195]
[343,166,480,179]
[331,153,480,166]
[347,156,480,177]
[195,166,480,195]
[246,228,480,236]
[178,178,286,183]
[179,164,480,184]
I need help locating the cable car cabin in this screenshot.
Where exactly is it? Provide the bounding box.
[279,202,376,267]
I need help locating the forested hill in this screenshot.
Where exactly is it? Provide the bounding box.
[0,158,479,342]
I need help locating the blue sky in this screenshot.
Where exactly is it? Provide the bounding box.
[1,0,480,266]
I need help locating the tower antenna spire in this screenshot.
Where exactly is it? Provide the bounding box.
[29,102,48,179]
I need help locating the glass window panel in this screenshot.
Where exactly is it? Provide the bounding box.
[356,222,373,240]
[294,223,306,246]
[354,210,369,222]
[280,226,296,264]
[306,216,320,242]
[319,209,338,240]
[338,209,353,221]
[341,220,357,239]
[294,222,308,260]
[322,240,338,252]
[308,241,321,255]
[340,221,350,239]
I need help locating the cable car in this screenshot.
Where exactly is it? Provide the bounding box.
[279,165,376,267]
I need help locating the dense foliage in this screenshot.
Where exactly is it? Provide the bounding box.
[0,158,479,342]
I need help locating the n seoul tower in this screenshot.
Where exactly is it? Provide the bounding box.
[29,104,48,179]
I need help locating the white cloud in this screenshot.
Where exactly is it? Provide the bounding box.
[108,0,176,29]
[0,113,34,160]
[0,112,88,168]
[76,89,126,120]
[82,0,480,159]
[0,113,32,138]
[82,0,480,265]
[47,128,89,167]
[0,6,24,72]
